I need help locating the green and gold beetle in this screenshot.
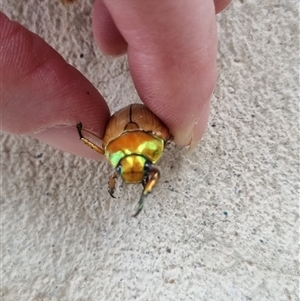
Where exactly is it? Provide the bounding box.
[77,104,172,216]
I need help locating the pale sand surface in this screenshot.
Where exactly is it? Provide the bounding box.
[1,1,299,300]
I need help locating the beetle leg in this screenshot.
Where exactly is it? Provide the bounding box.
[132,167,160,217]
[108,172,118,198]
[76,122,105,155]
[141,176,148,188]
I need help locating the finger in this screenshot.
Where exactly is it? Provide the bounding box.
[214,0,232,14]
[95,0,217,148]
[0,12,110,160]
[92,0,127,55]
[93,0,231,56]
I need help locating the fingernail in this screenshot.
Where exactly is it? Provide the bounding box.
[30,125,105,161]
[174,124,194,147]
[173,98,211,152]
[114,50,127,57]
[187,99,211,154]
[105,48,127,58]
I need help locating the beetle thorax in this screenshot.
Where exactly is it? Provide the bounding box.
[105,130,164,168]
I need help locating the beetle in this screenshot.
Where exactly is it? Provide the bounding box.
[76,103,172,216]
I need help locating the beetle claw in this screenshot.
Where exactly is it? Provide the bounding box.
[108,189,116,199]
[76,122,83,139]
[108,172,118,199]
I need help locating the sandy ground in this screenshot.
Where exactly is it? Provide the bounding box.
[1,1,299,300]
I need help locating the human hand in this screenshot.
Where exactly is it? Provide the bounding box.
[0,0,231,160]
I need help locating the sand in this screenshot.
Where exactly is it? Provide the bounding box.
[1,1,299,300]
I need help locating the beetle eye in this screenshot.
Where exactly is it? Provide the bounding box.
[116,165,122,174]
[144,161,152,172]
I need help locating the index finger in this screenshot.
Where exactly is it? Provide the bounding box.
[0,12,110,160]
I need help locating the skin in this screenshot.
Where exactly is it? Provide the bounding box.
[0,0,231,160]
